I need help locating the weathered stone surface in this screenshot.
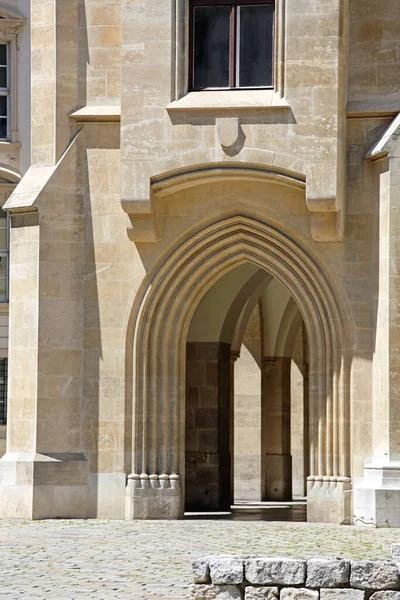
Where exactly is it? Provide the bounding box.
[281,588,319,600]
[245,586,279,600]
[307,558,350,587]
[320,591,365,600]
[191,584,242,600]
[350,561,400,590]
[209,558,244,585]
[193,557,211,584]
[370,593,400,600]
[392,545,400,563]
[245,558,306,585]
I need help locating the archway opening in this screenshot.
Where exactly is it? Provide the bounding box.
[127,214,352,524]
[184,263,310,519]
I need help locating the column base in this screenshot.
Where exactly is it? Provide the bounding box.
[353,459,400,528]
[262,454,292,501]
[0,452,88,519]
[125,474,182,520]
[307,476,352,524]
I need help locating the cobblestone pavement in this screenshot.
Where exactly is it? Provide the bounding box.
[1,516,400,600]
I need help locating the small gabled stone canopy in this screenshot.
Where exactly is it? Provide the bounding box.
[365,113,400,162]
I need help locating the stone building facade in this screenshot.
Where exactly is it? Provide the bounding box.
[0,0,399,527]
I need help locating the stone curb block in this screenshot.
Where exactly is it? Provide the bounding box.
[245,586,279,599]
[210,558,244,585]
[350,561,399,590]
[281,588,319,600]
[191,584,242,600]
[245,558,307,586]
[392,546,400,563]
[320,590,365,600]
[370,593,400,600]
[193,557,211,584]
[306,559,350,588]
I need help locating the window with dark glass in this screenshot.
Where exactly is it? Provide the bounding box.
[0,44,8,139]
[0,358,7,425]
[190,1,274,90]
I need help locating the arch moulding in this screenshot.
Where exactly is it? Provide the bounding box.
[125,214,354,524]
[121,148,309,242]
[121,148,341,243]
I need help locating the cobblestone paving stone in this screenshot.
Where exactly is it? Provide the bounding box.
[0,520,400,600]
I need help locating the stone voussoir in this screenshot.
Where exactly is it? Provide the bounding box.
[306,558,350,588]
[245,558,307,586]
[245,586,279,600]
[191,584,242,600]
[209,557,244,585]
[350,561,400,590]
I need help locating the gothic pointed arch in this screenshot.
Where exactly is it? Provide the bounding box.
[125,214,354,522]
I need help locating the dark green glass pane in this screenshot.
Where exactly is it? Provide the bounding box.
[0,96,7,116]
[0,67,7,88]
[0,118,7,138]
[0,256,7,279]
[0,229,7,250]
[238,5,274,87]
[0,276,6,302]
[194,6,230,89]
[0,45,7,66]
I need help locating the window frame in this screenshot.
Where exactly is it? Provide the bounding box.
[189,0,275,92]
[0,357,8,425]
[0,42,10,140]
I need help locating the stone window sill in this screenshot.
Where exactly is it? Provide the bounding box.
[166,90,290,112]
[0,142,21,152]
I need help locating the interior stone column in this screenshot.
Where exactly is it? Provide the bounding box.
[234,346,262,502]
[185,342,231,512]
[291,324,310,497]
[261,356,292,501]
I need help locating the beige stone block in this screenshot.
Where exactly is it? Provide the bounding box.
[39,349,82,377]
[106,69,121,98]
[87,4,120,27]
[89,48,120,71]
[7,420,35,452]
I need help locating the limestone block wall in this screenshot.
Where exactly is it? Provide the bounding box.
[191,548,400,600]
[84,0,121,104]
[349,0,400,107]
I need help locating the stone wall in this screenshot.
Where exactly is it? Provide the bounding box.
[191,547,400,599]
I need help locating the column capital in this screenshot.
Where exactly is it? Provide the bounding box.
[230,351,240,363]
